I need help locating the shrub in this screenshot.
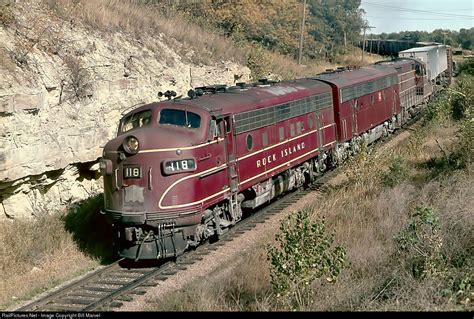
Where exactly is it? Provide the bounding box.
[382,156,409,187]
[267,209,346,309]
[449,75,473,120]
[63,55,93,101]
[423,94,451,125]
[395,206,443,279]
[246,45,273,81]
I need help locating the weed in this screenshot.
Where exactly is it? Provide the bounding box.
[63,55,93,102]
[382,157,409,187]
[395,206,443,279]
[0,213,98,309]
[267,209,346,309]
[246,45,272,80]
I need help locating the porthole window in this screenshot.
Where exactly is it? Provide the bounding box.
[246,134,253,151]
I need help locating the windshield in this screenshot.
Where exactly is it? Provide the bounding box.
[159,109,201,129]
[122,110,152,133]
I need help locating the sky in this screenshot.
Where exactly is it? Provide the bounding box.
[359,0,474,34]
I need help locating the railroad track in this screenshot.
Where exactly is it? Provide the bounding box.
[15,109,424,312]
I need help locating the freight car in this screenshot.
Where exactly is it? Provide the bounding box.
[99,50,446,261]
[399,45,452,86]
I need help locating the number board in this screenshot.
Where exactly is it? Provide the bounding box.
[123,165,142,179]
[162,159,196,175]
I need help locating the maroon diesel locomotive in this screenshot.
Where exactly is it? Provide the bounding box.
[99,57,435,261]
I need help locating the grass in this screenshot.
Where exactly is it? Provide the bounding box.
[0,194,114,310]
[40,0,380,80]
[45,0,247,65]
[0,213,99,310]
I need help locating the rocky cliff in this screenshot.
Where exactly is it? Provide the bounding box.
[0,1,250,219]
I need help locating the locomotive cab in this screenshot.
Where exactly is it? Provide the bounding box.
[100,102,225,260]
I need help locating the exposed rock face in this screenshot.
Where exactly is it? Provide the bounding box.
[0,2,250,219]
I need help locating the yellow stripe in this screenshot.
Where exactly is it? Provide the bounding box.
[158,164,227,209]
[159,188,230,210]
[139,138,225,154]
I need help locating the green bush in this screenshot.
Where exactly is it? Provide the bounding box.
[449,75,473,120]
[456,58,474,76]
[267,209,346,309]
[423,94,451,125]
[395,206,443,279]
[452,75,474,165]
[246,45,272,81]
[382,157,409,187]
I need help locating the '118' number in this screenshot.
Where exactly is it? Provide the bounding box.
[124,167,141,178]
[169,160,189,171]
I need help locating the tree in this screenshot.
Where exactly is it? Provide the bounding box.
[307,0,365,57]
[458,28,474,50]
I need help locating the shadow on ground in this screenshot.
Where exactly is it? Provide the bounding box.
[63,194,118,264]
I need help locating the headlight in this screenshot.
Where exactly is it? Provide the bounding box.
[123,136,139,154]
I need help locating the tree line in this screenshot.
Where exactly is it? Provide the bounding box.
[137,0,472,61]
[373,28,474,50]
[143,0,366,62]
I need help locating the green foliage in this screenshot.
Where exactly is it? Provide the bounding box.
[246,45,272,80]
[458,115,474,166]
[449,74,473,120]
[308,0,365,60]
[164,0,364,63]
[395,206,443,279]
[449,73,473,166]
[458,28,474,50]
[395,204,472,307]
[267,209,346,308]
[64,194,116,263]
[375,27,474,50]
[423,94,452,125]
[441,273,473,306]
[456,58,474,76]
[382,157,409,187]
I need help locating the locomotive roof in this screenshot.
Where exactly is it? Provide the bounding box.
[131,78,333,116]
[313,66,397,88]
